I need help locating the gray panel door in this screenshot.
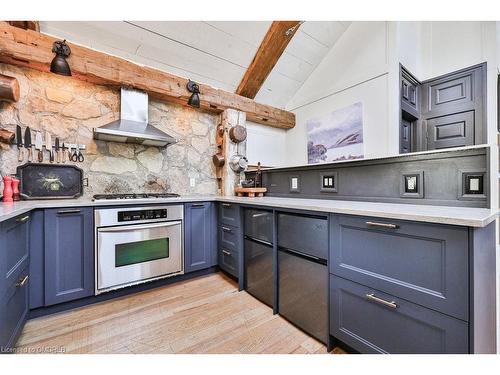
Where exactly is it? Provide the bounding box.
[184,202,215,273]
[421,63,486,149]
[400,117,412,153]
[44,208,94,306]
[426,111,475,149]
[330,214,469,321]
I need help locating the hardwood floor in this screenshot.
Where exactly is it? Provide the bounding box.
[16,272,345,354]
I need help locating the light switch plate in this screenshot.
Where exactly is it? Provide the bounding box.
[399,170,424,198]
[320,172,338,193]
[289,175,300,193]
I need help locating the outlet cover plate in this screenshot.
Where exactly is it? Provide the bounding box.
[399,170,424,198]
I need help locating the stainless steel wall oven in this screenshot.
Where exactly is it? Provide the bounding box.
[95,205,183,294]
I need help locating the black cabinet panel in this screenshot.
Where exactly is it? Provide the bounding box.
[427,111,475,149]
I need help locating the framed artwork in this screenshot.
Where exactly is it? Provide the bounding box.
[307,102,364,164]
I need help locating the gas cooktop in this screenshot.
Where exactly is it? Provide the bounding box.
[92,193,181,201]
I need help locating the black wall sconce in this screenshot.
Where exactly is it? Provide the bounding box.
[50,40,72,76]
[187,80,200,108]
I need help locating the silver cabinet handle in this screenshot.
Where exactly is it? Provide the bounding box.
[366,293,398,309]
[366,221,399,229]
[222,249,231,256]
[221,226,232,232]
[251,213,268,218]
[221,203,232,207]
[16,215,30,223]
[58,209,81,215]
[16,275,29,288]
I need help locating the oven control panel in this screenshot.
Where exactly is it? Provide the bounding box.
[118,209,168,222]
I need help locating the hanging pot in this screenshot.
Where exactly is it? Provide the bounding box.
[229,125,247,143]
[229,154,248,173]
[212,152,225,167]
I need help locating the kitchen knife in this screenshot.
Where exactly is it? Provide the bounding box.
[62,143,67,163]
[35,132,43,162]
[24,127,32,162]
[55,138,60,163]
[46,132,53,163]
[16,125,24,162]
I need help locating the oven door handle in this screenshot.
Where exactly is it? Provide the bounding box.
[98,221,182,232]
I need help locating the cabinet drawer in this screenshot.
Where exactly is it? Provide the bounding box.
[219,203,241,227]
[244,208,273,244]
[330,276,468,354]
[0,267,29,350]
[219,224,240,252]
[330,215,469,321]
[245,238,273,307]
[219,248,239,278]
[278,212,328,259]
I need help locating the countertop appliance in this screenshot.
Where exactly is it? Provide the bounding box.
[92,192,180,201]
[244,208,274,308]
[95,205,184,294]
[93,87,177,147]
[277,212,328,344]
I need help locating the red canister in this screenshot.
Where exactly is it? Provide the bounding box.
[2,175,13,202]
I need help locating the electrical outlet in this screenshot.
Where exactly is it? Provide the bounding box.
[320,172,338,193]
[189,177,196,187]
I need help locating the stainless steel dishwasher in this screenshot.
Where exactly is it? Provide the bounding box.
[278,212,328,343]
[244,208,274,308]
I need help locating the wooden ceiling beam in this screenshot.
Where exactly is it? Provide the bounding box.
[236,21,301,99]
[7,21,39,32]
[0,22,295,129]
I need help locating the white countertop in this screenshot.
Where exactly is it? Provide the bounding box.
[0,195,497,227]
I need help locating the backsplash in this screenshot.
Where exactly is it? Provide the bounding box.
[0,63,218,197]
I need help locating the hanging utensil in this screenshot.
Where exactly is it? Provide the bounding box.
[24,127,32,162]
[212,152,225,168]
[55,138,60,163]
[46,132,53,163]
[35,132,43,162]
[71,144,84,162]
[229,154,248,173]
[61,143,67,163]
[229,125,247,143]
[16,125,24,162]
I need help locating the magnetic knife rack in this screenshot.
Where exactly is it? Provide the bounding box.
[31,143,87,150]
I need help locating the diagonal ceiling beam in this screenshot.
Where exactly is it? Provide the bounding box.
[236,21,301,99]
[0,22,295,129]
[7,21,39,31]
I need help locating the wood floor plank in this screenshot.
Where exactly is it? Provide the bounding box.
[16,273,343,354]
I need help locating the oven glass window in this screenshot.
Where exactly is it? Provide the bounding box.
[115,238,169,267]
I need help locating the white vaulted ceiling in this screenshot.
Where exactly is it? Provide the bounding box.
[39,21,351,109]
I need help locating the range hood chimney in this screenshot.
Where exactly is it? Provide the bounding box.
[93,88,177,147]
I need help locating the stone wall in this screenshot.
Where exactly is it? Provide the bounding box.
[0,64,219,197]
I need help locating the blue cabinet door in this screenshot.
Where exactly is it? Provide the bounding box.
[184,202,216,273]
[0,214,30,351]
[44,208,94,306]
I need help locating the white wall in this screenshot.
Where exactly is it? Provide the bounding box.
[285,22,395,166]
[245,121,286,167]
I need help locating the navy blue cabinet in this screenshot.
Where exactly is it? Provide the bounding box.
[44,208,94,306]
[184,202,217,273]
[0,213,30,351]
[217,203,242,279]
[29,210,45,309]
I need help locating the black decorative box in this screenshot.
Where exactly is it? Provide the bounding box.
[16,163,84,200]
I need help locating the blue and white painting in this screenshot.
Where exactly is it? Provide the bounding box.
[306,102,364,164]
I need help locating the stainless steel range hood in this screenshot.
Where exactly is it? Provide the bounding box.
[93,88,177,147]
